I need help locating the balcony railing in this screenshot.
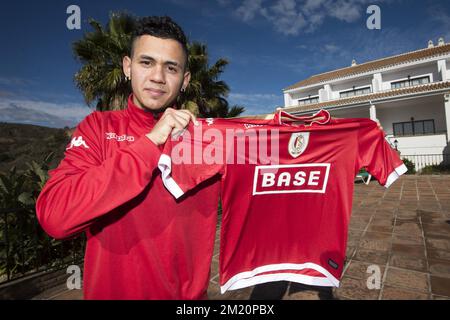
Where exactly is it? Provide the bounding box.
[0,206,85,284]
[400,153,450,171]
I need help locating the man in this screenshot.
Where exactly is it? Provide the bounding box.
[36,16,220,299]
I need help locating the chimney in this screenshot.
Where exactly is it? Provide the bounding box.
[428,40,434,48]
[351,59,357,66]
[438,37,445,46]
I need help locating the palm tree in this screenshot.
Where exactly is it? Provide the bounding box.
[73,12,135,111]
[73,12,245,117]
[179,42,245,118]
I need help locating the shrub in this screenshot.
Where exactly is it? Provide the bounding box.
[402,158,416,174]
[420,164,450,174]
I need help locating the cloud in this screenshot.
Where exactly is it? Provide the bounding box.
[233,0,388,35]
[0,98,92,128]
[235,0,265,22]
[0,76,39,87]
[228,92,283,115]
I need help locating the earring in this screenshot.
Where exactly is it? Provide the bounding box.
[180,88,185,92]
[125,75,130,81]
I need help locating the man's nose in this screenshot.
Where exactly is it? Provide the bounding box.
[149,64,166,84]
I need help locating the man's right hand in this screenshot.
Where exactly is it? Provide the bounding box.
[146,108,198,146]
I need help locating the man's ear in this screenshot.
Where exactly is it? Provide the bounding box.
[182,71,191,91]
[123,56,131,79]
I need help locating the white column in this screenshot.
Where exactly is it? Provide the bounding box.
[372,73,382,92]
[445,93,450,143]
[369,104,377,120]
[438,60,448,81]
[283,92,292,107]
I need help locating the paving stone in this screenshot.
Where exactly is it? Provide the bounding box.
[284,283,334,300]
[359,239,391,252]
[49,289,83,300]
[334,277,380,300]
[381,286,430,300]
[367,225,394,233]
[393,221,423,237]
[346,246,356,259]
[423,223,450,237]
[425,236,450,251]
[370,218,395,227]
[207,283,222,299]
[396,211,420,219]
[428,259,450,278]
[384,268,429,292]
[362,231,392,240]
[391,244,426,259]
[349,222,369,231]
[389,254,428,273]
[353,248,389,265]
[427,249,450,262]
[430,276,450,297]
[392,234,424,246]
[345,261,385,280]
[432,295,450,300]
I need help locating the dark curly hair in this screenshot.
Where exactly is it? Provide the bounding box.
[131,16,188,66]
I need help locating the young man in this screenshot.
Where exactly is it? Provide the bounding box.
[36,16,220,299]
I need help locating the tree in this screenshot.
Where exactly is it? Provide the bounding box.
[73,12,244,117]
[179,42,245,118]
[73,12,135,111]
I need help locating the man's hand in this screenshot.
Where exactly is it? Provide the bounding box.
[146,108,198,146]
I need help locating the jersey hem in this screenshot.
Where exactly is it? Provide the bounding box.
[220,262,340,294]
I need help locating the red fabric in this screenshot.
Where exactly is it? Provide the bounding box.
[160,116,405,291]
[36,95,220,299]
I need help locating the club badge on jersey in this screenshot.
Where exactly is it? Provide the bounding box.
[288,132,309,158]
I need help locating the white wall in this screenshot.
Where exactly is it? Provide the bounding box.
[329,77,373,99]
[381,63,439,90]
[290,88,320,101]
[386,134,447,155]
[376,100,446,135]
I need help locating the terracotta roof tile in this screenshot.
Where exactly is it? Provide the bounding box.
[283,81,450,113]
[285,44,450,90]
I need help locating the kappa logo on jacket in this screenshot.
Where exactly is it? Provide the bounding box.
[66,136,89,150]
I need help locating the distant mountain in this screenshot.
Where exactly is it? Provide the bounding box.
[0,122,72,174]
[0,103,75,128]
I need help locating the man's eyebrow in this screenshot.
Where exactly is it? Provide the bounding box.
[139,55,181,67]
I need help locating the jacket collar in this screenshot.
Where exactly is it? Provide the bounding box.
[125,94,159,128]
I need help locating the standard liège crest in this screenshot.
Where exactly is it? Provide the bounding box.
[288,132,309,158]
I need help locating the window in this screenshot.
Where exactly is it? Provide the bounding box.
[391,75,430,89]
[393,119,435,136]
[298,96,319,105]
[339,86,371,98]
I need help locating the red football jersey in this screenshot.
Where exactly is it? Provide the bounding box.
[158,111,407,293]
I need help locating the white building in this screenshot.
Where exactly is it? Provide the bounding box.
[282,38,450,171]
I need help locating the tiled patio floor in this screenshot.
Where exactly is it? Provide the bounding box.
[41,175,450,300]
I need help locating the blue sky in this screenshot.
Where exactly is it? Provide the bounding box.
[0,0,449,128]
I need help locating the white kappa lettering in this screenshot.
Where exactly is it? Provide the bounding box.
[105,132,135,142]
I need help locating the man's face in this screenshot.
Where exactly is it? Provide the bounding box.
[123,35,190,112]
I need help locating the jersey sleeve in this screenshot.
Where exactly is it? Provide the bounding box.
[356,120,407,188]
[36,112,162,239]
[158,126,225,199]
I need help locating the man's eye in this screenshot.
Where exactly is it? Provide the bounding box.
[141,61,151,66]
[168,66,178,73]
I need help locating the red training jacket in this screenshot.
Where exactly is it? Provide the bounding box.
[36,95,220,299]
